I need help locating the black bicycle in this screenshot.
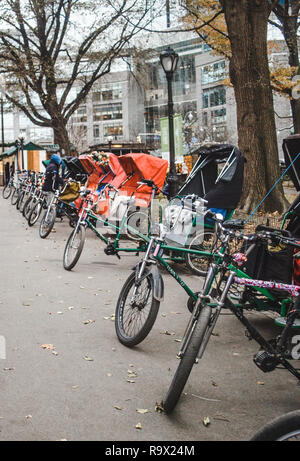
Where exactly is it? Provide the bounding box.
[162,215,300,414]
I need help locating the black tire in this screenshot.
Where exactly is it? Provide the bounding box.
[15,190,22,210]
[18,191,27,212]
[27,201,42,226]
[2,184,12,199]
[63,224,86,271]
[163,306,212,414]
[10,188,19,206]
[125,210,150,241]
[185,231,215,276]
[250,410,300,441]
[115,271,160,347]
[39,206,56,238]
[23,196,33,218]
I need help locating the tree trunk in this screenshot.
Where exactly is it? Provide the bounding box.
[221,0,288,213]
[283,14,300,134]
[52,118,72,156]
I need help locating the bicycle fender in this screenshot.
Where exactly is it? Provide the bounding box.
[148,264,164,302]
[132,263,164,302]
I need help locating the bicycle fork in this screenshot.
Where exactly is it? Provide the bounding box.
[179,268,236,362]
[130,238,155,306]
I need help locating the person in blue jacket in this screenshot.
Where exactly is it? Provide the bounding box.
[42,154,64,193]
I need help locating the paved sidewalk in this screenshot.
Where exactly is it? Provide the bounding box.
[0,193,299,441]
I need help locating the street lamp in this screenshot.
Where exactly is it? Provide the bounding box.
[15,136,24,171]
[107,135,113,152]
[160,47,179,198]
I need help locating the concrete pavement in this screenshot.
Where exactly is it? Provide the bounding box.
[0,193,300,441]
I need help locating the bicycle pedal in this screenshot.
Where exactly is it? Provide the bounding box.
[253,350,279,372]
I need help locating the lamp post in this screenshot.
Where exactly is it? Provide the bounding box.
[160,47,179,198]
[15,136,24,171]
[107,135,113,152]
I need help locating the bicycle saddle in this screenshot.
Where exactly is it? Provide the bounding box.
[222,219,244,230]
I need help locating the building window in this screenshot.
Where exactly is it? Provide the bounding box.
[103,125,123,138]
[202,86,226,109]
[211,108,226,124]
[201,61,226,85]
[93,103,122,121]
[93,125,100,138]
[92,83,123,103]
[71,106,87,123]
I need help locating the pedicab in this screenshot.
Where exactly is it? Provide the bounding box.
[62,153,169,270]
[163,143,245,275]
[72,151,127,213]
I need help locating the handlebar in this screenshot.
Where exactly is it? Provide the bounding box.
[207,210,300,250]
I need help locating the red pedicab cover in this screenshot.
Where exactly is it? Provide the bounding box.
[116,153,168,206]
[73,153,125,211]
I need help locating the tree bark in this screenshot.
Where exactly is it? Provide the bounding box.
[221,0,288,213]
[52,117,72,156]
[273,0,300,134]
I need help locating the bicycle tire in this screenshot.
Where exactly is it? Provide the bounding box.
[18,191,26,213]
[63,224,86,271]
[39,206,56,238]
[15,190,22,210]
[125,210,150,241]
[27,201,42,226]
[23,196,33,218]
[250,410,300,441]
[10,188,18,206]
[163,305,212,414]
[2,184,12,199]
[184,231,215,277]
[115,271,160,347]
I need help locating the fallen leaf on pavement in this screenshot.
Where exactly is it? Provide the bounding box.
[83,355,94,361]
[203,416,211,427]
[41,344,55,351]
[136,409,150,414]
[135,422,142,430]
[155,402,164,413]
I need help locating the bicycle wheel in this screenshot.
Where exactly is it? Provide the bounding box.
[250,410,300,441]
[10,188,19,206]
[28,201,42,226]
[17,189,25,210]
[63,224,86,271]
[23,196,33,218]
[39,206,56,238]
[18,191,27,212]
[163,305,212,414]
[125,210,150,241]
[185,231,216,276]
[115,271,160,347]
[2,184,12,199]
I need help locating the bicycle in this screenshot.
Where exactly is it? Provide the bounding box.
[39,179,80,239]
[62,179,161,271]
[161,215,300,414]
[22,174,43,219]
[10,171,26,206]
[2,174,14,199]
[18,171,40,214]
[27,187,47,226]
[114,202,230,348]
[250,410,300,441]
